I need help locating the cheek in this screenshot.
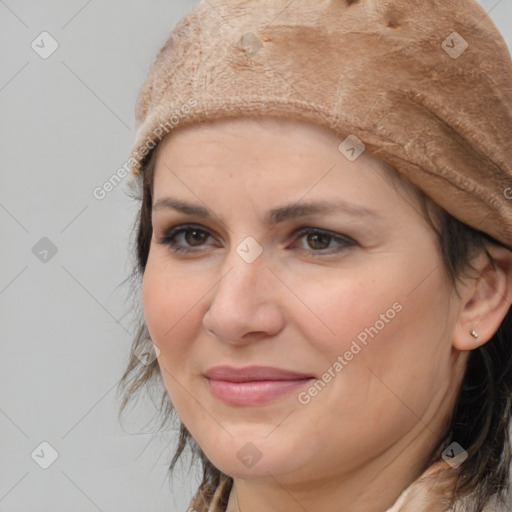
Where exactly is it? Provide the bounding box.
[334,271,452,426]
[142,260,170,341]
[288,261,452,405]
[142,256,201,357]
[141,258,206,409]
[283,268,399,357]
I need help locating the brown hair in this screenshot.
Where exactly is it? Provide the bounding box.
[118,136,512,512]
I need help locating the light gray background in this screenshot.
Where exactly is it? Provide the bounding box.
[1,1,511,511]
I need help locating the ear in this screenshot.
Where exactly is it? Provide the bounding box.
[452,244,512,351]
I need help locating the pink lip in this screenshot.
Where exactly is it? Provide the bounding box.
[204,366,315,406]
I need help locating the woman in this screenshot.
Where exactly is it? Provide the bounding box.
[119,1,512,511]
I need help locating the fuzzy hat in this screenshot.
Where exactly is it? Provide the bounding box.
[129,0,512,250]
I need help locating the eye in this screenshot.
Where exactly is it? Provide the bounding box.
[290,227,356,255]
[156,223,356,256]
[156,224,214,254]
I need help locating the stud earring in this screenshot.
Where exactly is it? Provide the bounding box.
[469,329,479,340]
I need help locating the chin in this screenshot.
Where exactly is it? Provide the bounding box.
[196,433,306,481]
[209,453,288,481]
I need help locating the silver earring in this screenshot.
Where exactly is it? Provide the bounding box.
[469,329,479,340]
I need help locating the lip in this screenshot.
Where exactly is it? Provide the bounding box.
[204,365,315,406]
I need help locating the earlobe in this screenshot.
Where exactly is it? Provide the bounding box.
[452,244,512,352]
[469,328,479,340]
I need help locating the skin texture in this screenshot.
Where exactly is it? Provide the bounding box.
[142,117,512,512]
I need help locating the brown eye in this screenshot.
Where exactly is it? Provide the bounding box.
[157,224,214,254]
[305,232,332,250]
[292,227,356,255]
[184,229,209,247]
[157,224,356,257]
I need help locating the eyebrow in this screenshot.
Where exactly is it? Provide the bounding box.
[152,197,383,225]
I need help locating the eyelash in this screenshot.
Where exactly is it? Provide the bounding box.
[156,223,356,256]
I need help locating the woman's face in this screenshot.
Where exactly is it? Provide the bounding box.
[142,117,467,485]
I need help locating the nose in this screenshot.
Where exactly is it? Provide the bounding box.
[202,249,285,345]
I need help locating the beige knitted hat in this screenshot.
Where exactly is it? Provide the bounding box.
[129,0,512,250]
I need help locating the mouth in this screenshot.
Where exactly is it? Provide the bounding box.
[203,365,315,406]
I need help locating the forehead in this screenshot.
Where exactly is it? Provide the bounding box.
[150,116,424,211]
